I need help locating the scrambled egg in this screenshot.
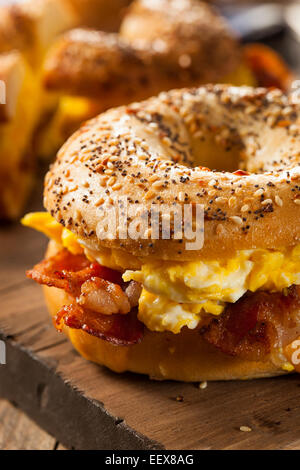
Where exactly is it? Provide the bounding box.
[36,96,104,161]
[23,212,300,334]
[136,290,223,334]
[124,248,300,332]
[22,212,84,255]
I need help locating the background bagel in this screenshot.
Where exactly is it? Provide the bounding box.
[44,85,300,263]
[67,0,132,31]
[37,0,292,161]
[43,0,243,98]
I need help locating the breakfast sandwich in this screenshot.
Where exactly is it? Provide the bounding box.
[23,85,300,381]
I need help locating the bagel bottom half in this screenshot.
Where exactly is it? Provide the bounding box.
[43,243,288,382]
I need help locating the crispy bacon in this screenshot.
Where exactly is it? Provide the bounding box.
[202,286,300,361]
[26,249,123,296]
[27,249,144,345]
[78,277,131,315]
[125,281,143,308]
[244,44,292,92]
[55,304,143,346]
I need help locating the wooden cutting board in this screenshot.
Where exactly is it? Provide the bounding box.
[0,185,300,450]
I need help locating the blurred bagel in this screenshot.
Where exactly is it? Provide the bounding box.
[67,0,132,31]
[43,0,245,100]
[39,0,292,161]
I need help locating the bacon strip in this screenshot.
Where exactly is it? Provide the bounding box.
[26,249,123,296]
[202,286,300,361]
[27,249,144,345]
[78,277,131,315]
[55,304,143,346]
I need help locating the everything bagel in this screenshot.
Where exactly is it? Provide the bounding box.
[24,85,300,381]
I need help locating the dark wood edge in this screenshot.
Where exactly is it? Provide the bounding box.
[0,332,164,450]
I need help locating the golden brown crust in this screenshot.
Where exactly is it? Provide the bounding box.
[42,0,241,98]
[43,29,160,101]
[67,0,131,31]
[44,281,288,381]
[44,85,300,262]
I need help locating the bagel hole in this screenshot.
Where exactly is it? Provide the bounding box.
[190,131,242,172]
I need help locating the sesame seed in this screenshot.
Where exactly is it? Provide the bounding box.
[176,395,184,402]
[112,183,122,191]
[254,188,264,197]
[199,381,207,390]
[261,199,273,206]
[107,176,117,186]
[235,187,243,196]
[178,192,185,202]
[228,196,237,208]
[95,197,104,207]
[229,216,243,226]
[149,175,159,183]
[100,177,108,187]
[215,197,227,204]
[145,190,155,200]
[152,180,164,189]
[240,426,252,433]
[216,224,225,235]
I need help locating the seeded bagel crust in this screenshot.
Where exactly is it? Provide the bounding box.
[44,85,300,262]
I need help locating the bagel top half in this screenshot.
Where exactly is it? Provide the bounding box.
[44,85,300,263]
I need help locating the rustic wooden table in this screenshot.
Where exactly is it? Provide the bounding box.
[0,399,65,450]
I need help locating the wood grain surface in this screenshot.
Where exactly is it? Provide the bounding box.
[0,399,62,450]
[0,183,300,450]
